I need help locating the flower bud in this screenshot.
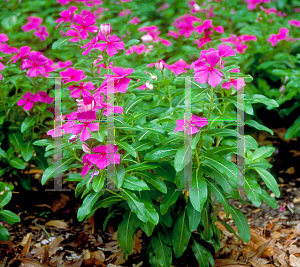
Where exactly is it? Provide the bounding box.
[146,81,153,90]
[149,72,157,80]
[100,23,112,36]
[155,61,164,71]
[69,134,77,143]
[193,4,201,11]
[141,33,153,43]
[279,85,285,93]
[82,143,91,154]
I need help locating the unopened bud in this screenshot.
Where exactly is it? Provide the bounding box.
[69,134,77,143]
[155,61,164,71]
[193,4,201,11]
[141,33,153,43]
[100,23,112,36]
[279,85,285,93]
[146,81,153,90]
[82,143,91,154]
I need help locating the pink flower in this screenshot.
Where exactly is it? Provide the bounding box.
[175,115,208,135]
[7,46,31,64]
[129,16,140,25]
[138,81,153,90]
[87,144,120,169]
[81,154,94,178]
[33,26,49,41]
[21,51,48,77]
[60,67,86,83]
[259,6,277,15]
[81,33,102,55]
[100,23,112,36]
[95,32,124,57]
[267,28,289,46]
[156,3,170,11]
[172,14,201,38]
[119,9,131,17]
[193,36,212,48]
[55,60,72,69]
[70,14,98,39]
[17,92,40,111]
[57,0,73,5]
[168,30,179,39]
[96,100,123,116]
[220,34,257,54]
[195,20,223,34]
[222,73,245,90]
[38,91,54,103]
[21,16,43,32]
[72,111,98,142]
[54,6,78,29]
[289,19,300,27]
[147,59,187,75]
[245,0,270,10]
[126,44,148,55]
[66,29,81,42]
[0,44,19,54]
[0,62,5,80]
[171,59,191,69]
[97,67,134,94]
[68,82,95,98]
[0,34,8,43]
[193,51,224,87]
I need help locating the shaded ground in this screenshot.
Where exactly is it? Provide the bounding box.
[0,127,299,267]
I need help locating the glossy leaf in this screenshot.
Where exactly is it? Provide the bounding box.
[254,168,280,197]
[189,169,207,212]
[230,206,251,243]
[151,234,172,267]
[123,174,150,191]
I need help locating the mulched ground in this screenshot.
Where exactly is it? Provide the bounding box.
[0,127,299,267]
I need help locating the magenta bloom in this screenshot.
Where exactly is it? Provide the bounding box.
[33,26,49,41]
[60,67,86,83]
[93,96,123,116]
[147,59,186,75]
[195,20,224,34]
[289,20,300,27]
[55,60,72,69]
[222,74,245,90]
[119,9,131,17]
[245,0,270,10]
[0,62,5,80]
[21,16,43,32]
[0,34,8,43]
[193,51,224,88]
[68,82,95,98]
[70,14,98,39]
[81,154,94,178]
[81,34,101,56]
[38,91,54,104]
[72,111,99,142]
[129,16,140,25]
[17,92,40,111]
[168,30,179,39]
[0,44,19,54]
[54,6,77,29]
[87,144,120,170]
[97,67,134,94]
[267,28,289,46]
[126,44,148,55]
[8,46,31,64]
[95,32,124,57]
[21,51,48,77]
[65,29,81,42]
[175,115,208,135]
[171,59,191,69]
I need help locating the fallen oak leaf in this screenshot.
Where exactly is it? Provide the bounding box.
[45,220,69,230]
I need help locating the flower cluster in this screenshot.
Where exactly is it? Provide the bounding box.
[220,34,257,53]
[21,16,49,41]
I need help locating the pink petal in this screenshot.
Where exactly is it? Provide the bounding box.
[208,71,222,87]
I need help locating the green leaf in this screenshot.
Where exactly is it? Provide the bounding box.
[0,148,7,158]
[123,174,150,191]
[144,145,179,161]
[52,37,73,50]
[191,237,213,267]
[189,169,207,212]
[8,132,23,149]
[0,191,12,208]
[117,211,139,255]
[139,192,159,225]
[0,225,9,241]
[245,135,258,149]
[0,168,9,178]
[0,210,20,224]
[205,128,239,138]
[202,153,237,182]
[230,206,251,243]
[187,200,201,232]
[160,186,182,215]
[67,173,83,182]
[21,141,34,162]
[92,173,105,192]
[261,189,278,209]
[41,158,74,185]
[33,139,54,146]
[245,120,273,135]
[154,162,176,182]
[115,163,125,188]
[253,168,280,198]
[131,140,154,152]
[121,189,149,223]
[134,171,167,193]
[136,219,155,237]
[21,115,37,133]
[207,179,230,217]
[247,161,272,170]
[285,116,300,140]
[125,39,140,47]
[151,235,172,267]
[172,207,191,258]
[201,201,213,241]
[116,141,136,158]
[252,146,275,162]
[277,0,286,8]
[8,158,25,169]
[174,145,192,172]
[245,174,262,207]
[125,162,159,172]
[77,191,104,221]
[244,94,279,108]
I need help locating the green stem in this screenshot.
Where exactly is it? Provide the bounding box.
[66,145,83,163]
